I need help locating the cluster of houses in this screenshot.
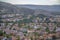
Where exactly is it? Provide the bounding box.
[0,13,60,40]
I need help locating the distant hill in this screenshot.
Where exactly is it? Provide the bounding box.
[34,9,52,16]
[0,1,20,14]
[0,1,60,16]
[0,2,34,15]
[17,7,34,15]
[15,5,60,12]
[51,12,60,15]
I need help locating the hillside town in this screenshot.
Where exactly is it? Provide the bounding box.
[0,12,60,40]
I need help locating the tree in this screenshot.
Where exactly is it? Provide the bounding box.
[18,20,23,27]
[45,27,50,33]
[23,19,32,23]
[30,37,33,40]
[37,14,46,18]
[36,27,41,30]
[0,16,3,23]
[0,30,3,36]
[17,36,20,40]
[53,27,56,33]
[6,34,11,38]
[5,22,8,27]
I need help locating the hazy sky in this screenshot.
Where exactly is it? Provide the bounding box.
[0,0,60,5]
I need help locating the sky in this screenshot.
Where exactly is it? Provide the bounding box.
[0,0,60,5]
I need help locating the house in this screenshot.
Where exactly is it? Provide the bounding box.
[56,27,60,33]
[0,36,4,40]
[49,26,54,32]
[2,37,7,40]
[4,29,11,34]
[16,32,24,37]
[54,15,60,22]
[48,23,54,27]
[27,29,34,33]
[11,36,16,40]
[49,17,54,22]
